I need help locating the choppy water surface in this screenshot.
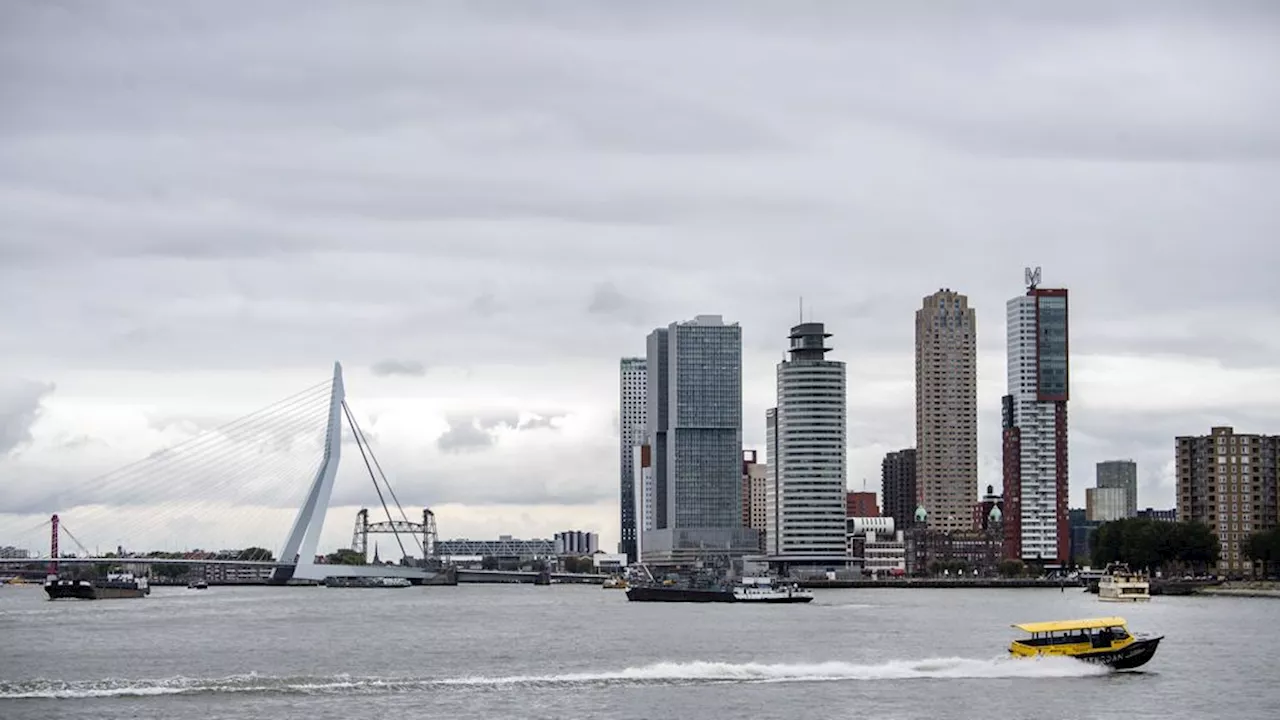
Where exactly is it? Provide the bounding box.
[1,583,1276,719]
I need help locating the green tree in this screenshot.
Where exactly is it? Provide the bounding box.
[1243,527,1280,578]
[997,559,1025,578]
[324,548,366,565]
[1091,518,1219,574]
[237,547,275,562]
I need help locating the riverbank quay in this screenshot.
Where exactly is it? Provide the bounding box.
[1196,580,1280,598]
[798,578,1070,589]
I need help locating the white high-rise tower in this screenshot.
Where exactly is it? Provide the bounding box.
[766,322,848,561]
[619,357,646,562]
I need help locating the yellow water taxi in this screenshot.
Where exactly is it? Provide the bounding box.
[1009,617,1162,670]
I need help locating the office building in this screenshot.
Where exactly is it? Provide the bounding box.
[1096,460,1138,518]
[1086,487,1128,523]
[1002,268,1070,565]
[632,443,654,557]
[881,448,917,532]
[643,316,757,563]
[1176,426,1280,575]
[847,491,879,518]
[742,450,768,549]
[766,322,849,562]
[619,358,647,562]
[915,289,978,532]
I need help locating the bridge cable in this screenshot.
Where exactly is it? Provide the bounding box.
[341,401,408,561]
[59,522,92,556]
[345,405,425,556]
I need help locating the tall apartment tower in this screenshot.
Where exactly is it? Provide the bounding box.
[915,289,978,532]
[742,450,768,551]
[643,316,755,561]
[1177,426,1279,576]
[619,358,647,562]
[881,448,918,531]
[1002,268,1070,564]
[1096,460,1138,518]
[765,322,848,559]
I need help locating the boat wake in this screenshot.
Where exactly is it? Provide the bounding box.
[0,657,1107,699]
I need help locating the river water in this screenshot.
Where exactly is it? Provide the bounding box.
[1,583,1276,719]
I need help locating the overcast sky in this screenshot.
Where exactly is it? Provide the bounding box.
[2,2,1279,557]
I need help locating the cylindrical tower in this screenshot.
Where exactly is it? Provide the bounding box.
[767,322,848,558]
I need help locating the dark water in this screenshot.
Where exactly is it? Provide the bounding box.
[1,583,1276,719]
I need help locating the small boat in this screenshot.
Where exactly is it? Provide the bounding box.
[1009,617,1162,670]
[187,579,208,590]
[732,576,814,604]
[45,572,150,600]
[602,576,628,589]
[1097,563,1150,602]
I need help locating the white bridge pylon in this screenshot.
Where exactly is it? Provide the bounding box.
[271,362,434,584]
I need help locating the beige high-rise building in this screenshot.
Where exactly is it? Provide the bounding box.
[915,289,978,533]
[1177,426,1280,576]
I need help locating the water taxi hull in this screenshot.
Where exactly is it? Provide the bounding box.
[1014,636,1162,670]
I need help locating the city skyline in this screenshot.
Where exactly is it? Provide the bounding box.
[3,4,1279,555]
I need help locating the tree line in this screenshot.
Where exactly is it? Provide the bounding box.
[1090,518,1219,574]
[1243,527,1280,578]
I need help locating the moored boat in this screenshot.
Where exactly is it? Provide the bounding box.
[45,572,150,600]
[323,576,412,588]
[1097,563,1150,602]
[187,579,208,590]
[1008,616,1162,670]
[732,576,814,604]
[602,575,628,589]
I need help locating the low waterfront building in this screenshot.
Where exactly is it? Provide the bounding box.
[1138,507,1177,523]
[435,536,557,560]
[847,517,905,577]
[905,506,1004,577]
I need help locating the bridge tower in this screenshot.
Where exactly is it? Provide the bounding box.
[269,362,346,584]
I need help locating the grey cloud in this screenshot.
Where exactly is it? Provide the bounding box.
[435,418,498,454]
[0,381,55,456]
[1,2,1279,541]
[370,359,427,377]
[587,282,646,324]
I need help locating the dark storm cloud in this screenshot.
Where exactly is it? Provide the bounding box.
[0,381,55,456]
[370,359,426,377]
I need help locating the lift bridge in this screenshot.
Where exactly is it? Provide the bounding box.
[352,507,438,560]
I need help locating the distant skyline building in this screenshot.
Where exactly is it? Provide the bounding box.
[632,443,654,557]
[915,289,978,533]
[846,491,879,518]
[619,357,647,562]
[765,321,849,563]
[1096,460,1138,519]
[742,450,767,551]
[554,530,599,556]
[643,315,756,563]
[1002,267,1071,565]
[881,448,917,532]
[1176,426,1280,576]
[1086,487,1128,523]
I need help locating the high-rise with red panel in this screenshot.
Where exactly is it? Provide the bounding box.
[1001,268,1070,566]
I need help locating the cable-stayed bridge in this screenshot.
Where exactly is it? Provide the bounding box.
[2,363,447,584]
